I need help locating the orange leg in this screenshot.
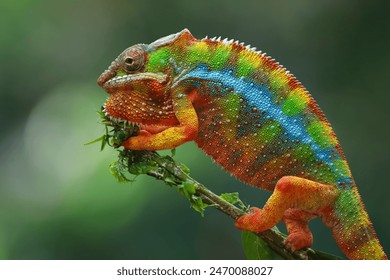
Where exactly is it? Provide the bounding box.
[283,209,316,250]
[235,176,339,248]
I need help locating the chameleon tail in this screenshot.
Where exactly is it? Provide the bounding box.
[324,187,387,259]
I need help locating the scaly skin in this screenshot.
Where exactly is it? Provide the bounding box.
[97,29,387,259]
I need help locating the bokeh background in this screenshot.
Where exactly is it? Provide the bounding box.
[1,0,389,259]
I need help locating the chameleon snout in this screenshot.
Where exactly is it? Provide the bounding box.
[97,69,114,87]
[97,60,120,87]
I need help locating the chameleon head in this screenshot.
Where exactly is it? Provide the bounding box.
[97,29,196,127]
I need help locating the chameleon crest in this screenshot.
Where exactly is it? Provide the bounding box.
[98,29,387,259]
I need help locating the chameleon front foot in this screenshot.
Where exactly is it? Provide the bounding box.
[235,207,268,232]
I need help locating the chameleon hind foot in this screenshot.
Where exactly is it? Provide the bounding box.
[235,207,315,250]
[283,209,316,251]
[235,207,265,232]
[235,176,339,248]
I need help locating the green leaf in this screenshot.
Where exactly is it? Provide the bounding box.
[241,231,284,260]
[84,135,105,146]
[179,163,190,175]
[176,180,208,216]
[97,109,106,118]
[164,176,178,185]
[220,192,247,210]
[112,129,128,146]
[220,192,240,205]
[183,180,196,195]
[190,194,208,216]
[109,161,131,183]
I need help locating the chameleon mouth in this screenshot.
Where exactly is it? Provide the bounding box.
[102,102,173,135]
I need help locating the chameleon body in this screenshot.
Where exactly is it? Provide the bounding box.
[98,29,387,259]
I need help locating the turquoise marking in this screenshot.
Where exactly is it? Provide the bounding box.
[179,65,352,188]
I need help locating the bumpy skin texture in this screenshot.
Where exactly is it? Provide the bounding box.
[98,29,387,259]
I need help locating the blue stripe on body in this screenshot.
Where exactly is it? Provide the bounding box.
[179,65,352,187]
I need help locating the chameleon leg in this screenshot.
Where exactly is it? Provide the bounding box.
[235,176,339,235]
[122,89,199,150]
[283,209,316,250]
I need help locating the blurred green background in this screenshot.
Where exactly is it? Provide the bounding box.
[1,0,389,259]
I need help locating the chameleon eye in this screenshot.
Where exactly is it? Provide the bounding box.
[123,47,145,73]
[125,57,134,65]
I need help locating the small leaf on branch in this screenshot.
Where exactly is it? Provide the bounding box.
[242,231,283,260]
[220,192,248,211]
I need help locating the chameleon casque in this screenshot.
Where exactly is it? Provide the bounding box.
[97,29,387,260]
